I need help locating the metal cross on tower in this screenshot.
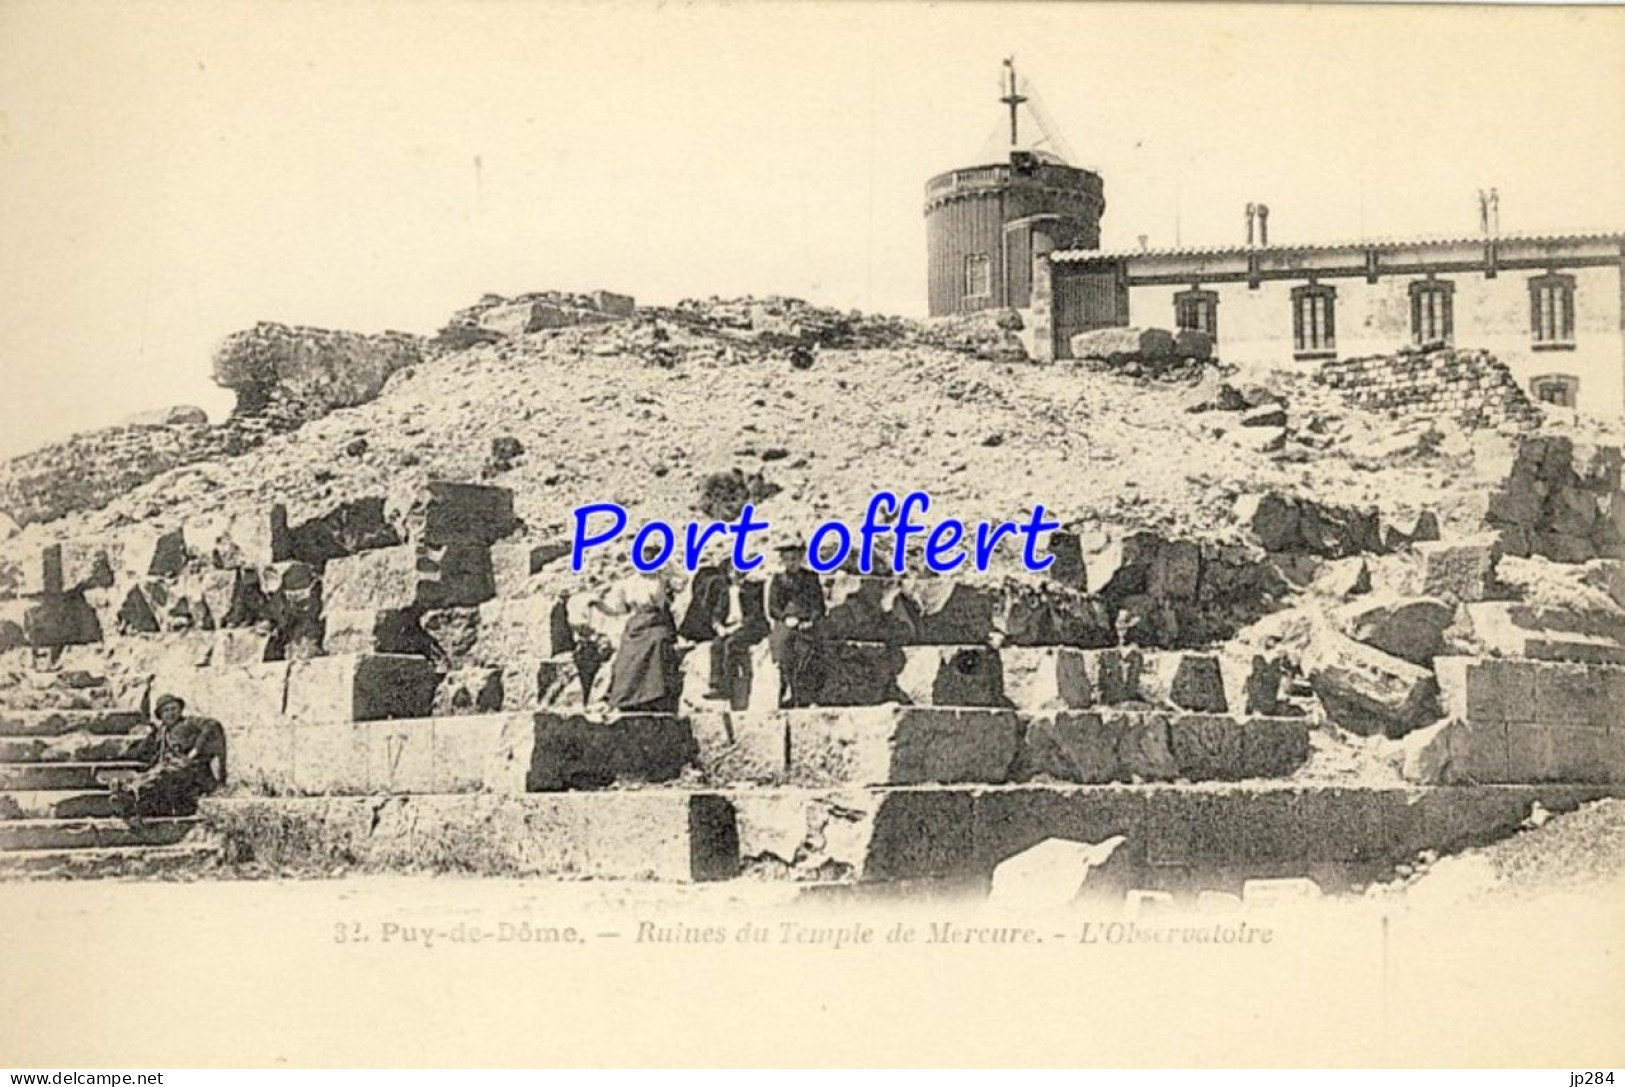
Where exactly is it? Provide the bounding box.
[1001,57,1027,147]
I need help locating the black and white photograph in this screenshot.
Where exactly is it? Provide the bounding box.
[0,0,1622,1071]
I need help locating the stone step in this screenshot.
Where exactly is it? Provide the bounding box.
[201,793,737,882]
[0,761,140,791]
[0,816,199,851]
[0,841,218,879]
[693,706,1311,788]
[0,790,120,820]
[0,733,143,763]
[198,782,1625,889]
[0,709,146,738]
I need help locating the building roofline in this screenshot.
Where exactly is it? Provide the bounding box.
[1049,228,1625,263]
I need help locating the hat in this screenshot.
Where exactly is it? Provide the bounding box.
[774,530,808,552]
[153,694,185,716]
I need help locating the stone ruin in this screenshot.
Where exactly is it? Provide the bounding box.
[1318,345,1545,431]
[0,434,1622,891]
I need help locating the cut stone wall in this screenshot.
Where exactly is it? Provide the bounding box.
[1318,346,1543,430]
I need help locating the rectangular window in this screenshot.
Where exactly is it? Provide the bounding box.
[964,254,991,300]
[1529,274,1576,347]
[1174,288,1219,340]
[1409,279,1454,346]
[1532,374,1578,408]
[1291,284,1336,358]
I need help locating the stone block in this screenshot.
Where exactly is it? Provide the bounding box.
[894,645,1007,707]
[691,710,787,784]
[1173,328,1213,361]
[1235,493,1301,553]
[1113,709,1180,780]
[20,594,102,647]
[387,481,516,548]
[489,541,570,598]
[324,543,494,612]
[1433,656,1537,725]
[1219,651,1283,716]
[592,291,637,318]
[1542,725,1612,783]
[118,525,188,579]
[814,641,907,705]
[999,584,1114,648]
[733,788,975,882]
[971,787,1153,878]
[287,496,401,564]
[1306,629,1440,738]
[1532,532,1597,564]
[432,714,521,792]
[1464,602,1625,665]
[284,654,439,724]
[1338,594,1454,666]
[1533,662,1615,728]
[291,722,371,795]
[902,578,1000,644]
[433,666,504,715]
[486,711,697,792]
[202,792,738,881]
[471,595,574,663]
[1001,648,1091,710]
[323,608,436,657]
[225,719,296,794]
[1167,713,1244,780]
[1414,537,1500,603]
[1138,652,1228,712]
[1239,716,1311,778]
[148,659,293,740]
[786,705,1020,786]
[821,575,913,643]
[1019,711,1121,783]
[1069,326,1175,364]
[183,505,291,568]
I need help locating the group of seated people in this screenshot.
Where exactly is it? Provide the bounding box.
[585,538,826,713]
[96,543,825,821]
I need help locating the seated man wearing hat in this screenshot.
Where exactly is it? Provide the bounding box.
[767,536,826,709]
[103,694,228,820]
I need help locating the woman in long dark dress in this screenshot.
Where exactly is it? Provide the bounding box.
[590,559,684,712]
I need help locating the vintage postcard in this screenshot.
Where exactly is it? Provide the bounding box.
[0,0,1622,1071]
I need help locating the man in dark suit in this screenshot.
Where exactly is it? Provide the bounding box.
[697,563,770,706]
[767,540,826,708]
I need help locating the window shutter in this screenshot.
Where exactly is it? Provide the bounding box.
[1411,290,1422,344]
[1530,282,1542,340]
[1561,283,1574,341]
[1443,290,1453,343]
[1324,292,1335,347]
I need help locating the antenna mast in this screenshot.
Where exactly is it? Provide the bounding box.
[1001,57,1027,148]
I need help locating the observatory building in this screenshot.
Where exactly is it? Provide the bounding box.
[930,62,1625,416]
[923,61,1104,317]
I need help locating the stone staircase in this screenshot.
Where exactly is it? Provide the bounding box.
[0,679,218,878]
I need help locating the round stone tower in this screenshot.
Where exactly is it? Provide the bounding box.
[924,149,1105,318]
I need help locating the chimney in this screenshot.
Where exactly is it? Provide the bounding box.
[1245,203,1256,246]
[1257,204,1270,247]
[1137,234,1149,252]
[1489,188,1500,235]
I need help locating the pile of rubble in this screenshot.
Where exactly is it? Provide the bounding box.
[0,417,270,529]
[1318,345,1544,431]
[435,290,637,349]
[212,321,425,428]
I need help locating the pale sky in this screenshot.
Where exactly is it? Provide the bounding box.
[2,0,1622,457]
